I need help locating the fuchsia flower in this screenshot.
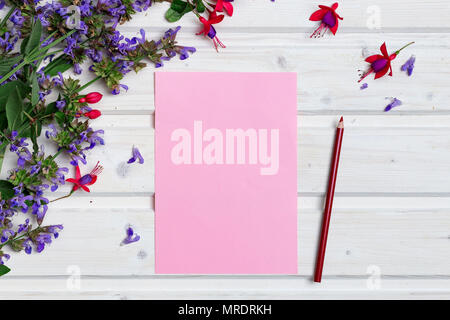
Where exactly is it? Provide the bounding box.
[83,109,102,119]
[66,162,103,192]
[359,42,414,82]
[216,0,234,16]
[78,92,103,104]
[309,3,343,38]
[197,10,226,51]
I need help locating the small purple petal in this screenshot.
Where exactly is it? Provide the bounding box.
[360,83,368,90]
[384,98,402,112]
[127,146,144,164]
[401,55,415,76]
[121,226,140,245]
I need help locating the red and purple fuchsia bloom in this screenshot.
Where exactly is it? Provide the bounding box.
[66,162,103,193]
[216,0,234,16]
[197,10,226,51]
[359,42,415,82]
[309,3,343,38]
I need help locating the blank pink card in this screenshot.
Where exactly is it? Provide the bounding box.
[155,72,297,274]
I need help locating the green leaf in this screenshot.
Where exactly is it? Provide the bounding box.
[165,0,193,22]
[0,80,29,112]
[43,55,73,77]
[171,0,193,12]
[0,55,22,66]
[54,111,66,127]
[30,122,40,153]
[31,72,39,106]
[0,112,7,131]
[165,8,184,22]
[22,19,43,55]
[44,101,58,117]
[6,86,24,131]
[196,0,206,13]
[0,56,23,75]
[0,264,11,277]
[0,180,15,200]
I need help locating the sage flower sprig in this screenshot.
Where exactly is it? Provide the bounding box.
[0,0,196,276]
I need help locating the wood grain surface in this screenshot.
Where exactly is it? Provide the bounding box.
[1,0,449,299]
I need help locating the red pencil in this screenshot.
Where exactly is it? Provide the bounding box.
[314,116,344,283]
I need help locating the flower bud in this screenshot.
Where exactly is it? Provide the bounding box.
[78,92,103,104]
[84,110,102,119]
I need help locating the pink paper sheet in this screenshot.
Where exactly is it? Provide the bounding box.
[155,72,297,274]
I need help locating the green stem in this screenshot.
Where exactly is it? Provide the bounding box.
[31,49,65,62]
[1,30,76,81]
[75,75,102,93]
[51,149,63,161]
[0,144,6,179]
[22,110,34,122]
[49,190,74,203]
[0,6,16,30]
[0,226,40,250]
[1,59,27,81]
[33,29,77,56]
[395,42,415,55]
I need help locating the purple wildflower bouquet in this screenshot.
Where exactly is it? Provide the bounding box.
[0,0,196,276]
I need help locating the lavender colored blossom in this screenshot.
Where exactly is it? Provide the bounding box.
[0,252,10,265]
[127,146,144,164]
[384,98,402,112]
[0,0,194,270]
[401,55,415,76]
[56,100,66,110]
[121,226,140,246]
[111,84,128,95]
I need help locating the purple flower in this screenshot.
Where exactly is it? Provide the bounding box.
[112,84,128,95]
[127,146,144,164]
[0,252,10,265]
[17,148,32,168]
[17,219,30,234]
[73,63,82,75]
[45,124,58,139]
[52,72,64,87]
[360,83,368,90]
[401,55,415,76]
[56,100,66,110]
[35,233,52,253]
[384,98,402,112]
[121,226,140,245]
[45,225,63,239]
[1,229,14,243]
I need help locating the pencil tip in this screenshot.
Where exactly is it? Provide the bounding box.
[339,116,343,122]
[338,116,344,128]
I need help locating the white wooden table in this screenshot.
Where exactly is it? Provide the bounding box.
[1,1,450,299]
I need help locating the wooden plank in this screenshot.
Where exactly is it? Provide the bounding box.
[66,33,450,113]
[122,1,450,30]
[2,115,447,194]
[2,196,450,276]
[1,277,450,299]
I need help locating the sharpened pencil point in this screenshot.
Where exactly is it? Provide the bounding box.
[338,117,344,128]
[339,116,343,123]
